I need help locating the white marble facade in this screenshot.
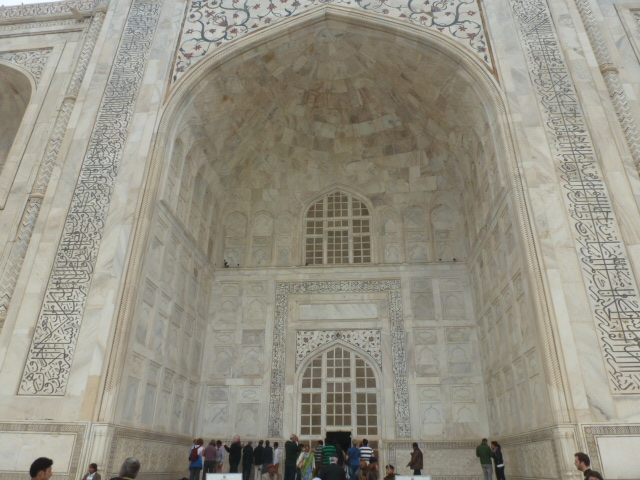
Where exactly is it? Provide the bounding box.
[1,0,640,478]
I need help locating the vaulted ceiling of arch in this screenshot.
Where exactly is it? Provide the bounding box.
[172,21,499,214]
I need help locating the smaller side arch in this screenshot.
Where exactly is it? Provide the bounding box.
[0,63,32,177]
[0,59,36,92]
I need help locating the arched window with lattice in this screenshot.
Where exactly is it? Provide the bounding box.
[299,345,379,438]
[304,191,371,265]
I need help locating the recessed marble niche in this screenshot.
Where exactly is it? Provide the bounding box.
[1,0,639,475]
[117,16,548,476]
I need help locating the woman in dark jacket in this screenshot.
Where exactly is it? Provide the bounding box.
[203,440,218,479]
[406,443,423,475]
[491,441,505,480]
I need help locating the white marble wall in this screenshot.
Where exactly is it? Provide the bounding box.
[0,7,98,422]
[3,0,640,478]
[116,201,213,434]
[471,198,551,437]
[105,426,192,480]
[199,266,489,442]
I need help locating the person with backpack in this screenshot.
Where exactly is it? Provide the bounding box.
[189,438,205,480]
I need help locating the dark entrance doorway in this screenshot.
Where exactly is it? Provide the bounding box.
[325,431,351,458]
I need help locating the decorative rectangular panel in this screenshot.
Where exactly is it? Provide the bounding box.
[18,0,163,395]
[512,0,640,392]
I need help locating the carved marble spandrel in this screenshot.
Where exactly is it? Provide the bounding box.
[0,49,51,87]
[172,0,493,85]
[296,330,381,368]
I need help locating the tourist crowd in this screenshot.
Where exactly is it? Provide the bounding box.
[187,434,384,480]
[26,437,605,480]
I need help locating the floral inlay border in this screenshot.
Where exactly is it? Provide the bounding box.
[0,0,95,18]
[171,0,493,85]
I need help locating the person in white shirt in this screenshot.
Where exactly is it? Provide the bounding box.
[273,442,281,479]
[216,440,227,472]
[359,440,373,465]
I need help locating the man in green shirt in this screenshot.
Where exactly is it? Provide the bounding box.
[322,440,338,466]
[475,438,493,480]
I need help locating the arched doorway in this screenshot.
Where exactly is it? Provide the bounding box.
[297,343,380,443]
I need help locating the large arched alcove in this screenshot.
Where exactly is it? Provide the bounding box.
[0,63,31,175]
[111,11,560,455]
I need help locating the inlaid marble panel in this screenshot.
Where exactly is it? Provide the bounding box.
[296,330,381,368]
[107,427,189,479]
[172,0,494,85]
[203,403,229,434]
[512,0,640,392]
[18,0,164,396]
[0,423,86,480]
